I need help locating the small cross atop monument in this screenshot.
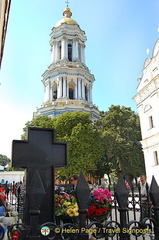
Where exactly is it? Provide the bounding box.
[12,127,67,225]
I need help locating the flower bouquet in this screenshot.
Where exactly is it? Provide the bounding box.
[55,193,79,224]
[86,188,112,223]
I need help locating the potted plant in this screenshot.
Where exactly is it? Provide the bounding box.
[55,193,79,224]
[86,188,112,223]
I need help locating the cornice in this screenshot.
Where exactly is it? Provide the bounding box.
[42,70,95,84]
[133,75,159,105]
[50,25,87,43]
[36,100,97,110]
[42,62,95,83]
[51,24,86,37]
[141,132,159,150]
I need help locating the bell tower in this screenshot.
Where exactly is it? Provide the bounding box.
[34,6,100,121]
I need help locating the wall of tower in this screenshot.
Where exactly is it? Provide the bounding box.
[43,75,93,103]
[50,23,86,65]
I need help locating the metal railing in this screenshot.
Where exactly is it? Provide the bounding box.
[3,174,159,240]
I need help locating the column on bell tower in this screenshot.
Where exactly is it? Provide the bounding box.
[73,38,79,61]
[51,42,56,63]
[89,85,92,103]
[57,42,62,62]
[54,42,58,63]
[44,80,50,102]
[81,80,85,99]
[57,77,62,98]
[80,44,85,64]
[74,82,77,99]
[63,76,67,98]
[50,83,53,101]
[61,36,68,60]
[77,78,81,99]
[52,42,58,63]
[51,41,61,63]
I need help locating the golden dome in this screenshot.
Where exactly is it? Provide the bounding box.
[55,7,78,27]
[55,18,78,27]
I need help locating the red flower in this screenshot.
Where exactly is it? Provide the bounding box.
[86,204,97,217]
[103,207,109,212]
[86,188,112,221]
[95,208,103,216]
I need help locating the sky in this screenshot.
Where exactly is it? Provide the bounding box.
[0,0,159,159]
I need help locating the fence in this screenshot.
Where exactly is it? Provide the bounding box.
[2,173,159,240]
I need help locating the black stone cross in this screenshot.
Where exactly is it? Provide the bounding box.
[12,127,67,226]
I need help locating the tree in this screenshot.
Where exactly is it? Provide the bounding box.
[52,111,92,139]
[56,122,103,179]
[22,115,54,140]
[52,112,104,179]
[21,112,104,180]
[21,107,144,182]
[94,155,114,185]
[0,154,11,166]
[95,105,145,181]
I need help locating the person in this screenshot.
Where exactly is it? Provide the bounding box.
[70,175,79,188]
[17,181,26,222]
[139,175,150,220]
[0,197,6,217]
[13,183,18,196]
[126,181,130,189]
[0,188,7,202]
[0,197,7,238]
[87,180,94,191]
[5,186,10,199]
[69,175,79,195]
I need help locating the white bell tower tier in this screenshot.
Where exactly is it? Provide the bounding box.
[34,7,100,121]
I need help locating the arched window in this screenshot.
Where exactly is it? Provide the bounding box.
[57,44,61,61]
[68,44,72,61]
[85,85,88,101]
[144,104,152,113]
[52,84,57,100]
[69,84,74,99]
[59,45,61,60]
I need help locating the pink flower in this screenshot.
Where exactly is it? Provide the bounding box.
[92,188,112,203]
[86,188,112,221]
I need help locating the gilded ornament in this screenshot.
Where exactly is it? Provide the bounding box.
[62,36,66,40]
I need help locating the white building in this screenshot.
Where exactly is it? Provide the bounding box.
[133,39,159,184]
[34,7,100,121]
[0,171,25,184]
[0,0,11,68]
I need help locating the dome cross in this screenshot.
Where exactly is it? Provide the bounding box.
[65,0,70,7]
